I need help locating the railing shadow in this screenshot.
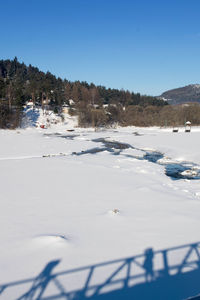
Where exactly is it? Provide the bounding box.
[1,242,200,300]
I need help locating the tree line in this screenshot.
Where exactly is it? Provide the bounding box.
[1,57,199,128]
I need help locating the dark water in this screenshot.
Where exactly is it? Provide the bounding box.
[140,151,200,180]
[44,134,200,181]
[73,138,200,181]
[132,131,143,136]
[143,152,163,163]
[44,133,79,140]
[59,134,79,140]
[73,139,133,156]
[72,147,109,155]
[165,163,200,180]
[44,133,61,136]
[92,138,133,150]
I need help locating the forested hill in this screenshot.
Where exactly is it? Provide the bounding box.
[0,57,166,108]
[160,84,200,105]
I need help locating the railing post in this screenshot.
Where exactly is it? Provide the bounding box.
[162,250,169,276]
[123,258,132,288]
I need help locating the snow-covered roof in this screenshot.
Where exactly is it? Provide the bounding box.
[26,101,34,106]
[69,99,75,105]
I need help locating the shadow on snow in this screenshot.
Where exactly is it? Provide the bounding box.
[1,242,200,299]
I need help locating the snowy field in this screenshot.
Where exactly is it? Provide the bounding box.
[0,111,200,299]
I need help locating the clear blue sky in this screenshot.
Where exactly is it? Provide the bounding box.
[1,0,200,96]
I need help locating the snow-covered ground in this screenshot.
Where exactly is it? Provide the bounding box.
[0,109,200,299]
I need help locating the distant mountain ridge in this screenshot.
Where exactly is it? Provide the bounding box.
[160,84,200,105]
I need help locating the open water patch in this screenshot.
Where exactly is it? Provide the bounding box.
[44,133,62,137]
[92,138,133,150]
[72,138,133,156]
[165,163,200,180]
[132,131,143,136]
[44,133,79,140]
[72,137,200,181]
[139,151,200,180]
[143,152,164,163]
[59,134,80,140]
[72,147,109,155]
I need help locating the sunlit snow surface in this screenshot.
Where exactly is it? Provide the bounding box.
[1,115,200,299]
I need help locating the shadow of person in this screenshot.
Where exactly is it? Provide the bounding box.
[143,248,155,282]
[16,259,61,300]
